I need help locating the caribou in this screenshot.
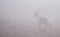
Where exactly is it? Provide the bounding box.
[33,8,52,30]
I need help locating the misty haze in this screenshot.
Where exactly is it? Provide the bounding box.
[0,0,60,37]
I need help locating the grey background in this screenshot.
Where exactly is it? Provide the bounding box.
[0,0,60,37]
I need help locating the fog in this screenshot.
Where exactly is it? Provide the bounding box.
[0,0,60,37]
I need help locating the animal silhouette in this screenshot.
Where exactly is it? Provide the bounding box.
[33,8,51,30]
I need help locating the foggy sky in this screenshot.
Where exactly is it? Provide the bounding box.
[0,0,60,27]
[1,0,60,21]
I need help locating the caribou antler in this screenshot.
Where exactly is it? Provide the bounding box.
[33,8,41,18]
